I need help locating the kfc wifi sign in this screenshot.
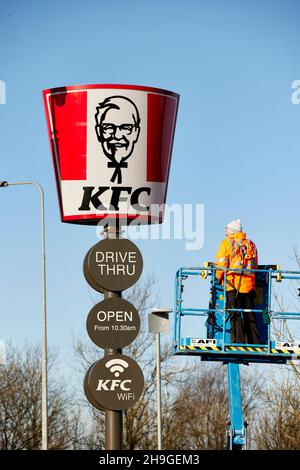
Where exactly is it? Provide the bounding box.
[43,84,179,225]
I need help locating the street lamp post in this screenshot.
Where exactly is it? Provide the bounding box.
[148,308,172,450]
[0,181,48,450]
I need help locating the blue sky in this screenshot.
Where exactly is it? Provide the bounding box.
[0,0,300,368]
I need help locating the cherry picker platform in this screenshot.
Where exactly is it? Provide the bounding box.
[173,264,300,449]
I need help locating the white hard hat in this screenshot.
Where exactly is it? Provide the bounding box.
[226,219,242,234]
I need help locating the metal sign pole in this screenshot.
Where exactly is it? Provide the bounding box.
[156,332,162,450]
[104,289,123,450]
[104,225,123,450]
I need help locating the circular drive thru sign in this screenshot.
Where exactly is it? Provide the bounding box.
[86,298,140,349]
[83,238,143,292]
[88,354,144,411]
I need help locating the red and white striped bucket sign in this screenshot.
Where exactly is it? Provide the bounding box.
[43,84,179,225]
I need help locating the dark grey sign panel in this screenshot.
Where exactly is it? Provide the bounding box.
[86,298,140,349]
[88,354,144,411]
[83,364,106,412]
[83,247,104,293]
[83,238,143,292]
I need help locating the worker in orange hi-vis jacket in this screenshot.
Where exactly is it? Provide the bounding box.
[215,219,261,344]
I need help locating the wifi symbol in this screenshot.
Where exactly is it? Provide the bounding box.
[106,358,129,377]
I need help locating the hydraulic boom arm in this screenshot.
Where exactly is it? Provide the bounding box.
[227,363,246,450]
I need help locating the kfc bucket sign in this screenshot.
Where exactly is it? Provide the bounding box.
[43,84,179,225]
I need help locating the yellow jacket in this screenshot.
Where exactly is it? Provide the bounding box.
[215,232,258,293]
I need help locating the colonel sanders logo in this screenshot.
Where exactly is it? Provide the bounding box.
[95,96,141,184]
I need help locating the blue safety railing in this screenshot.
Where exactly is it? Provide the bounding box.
[173,265,300,362]
[173,264,300,449]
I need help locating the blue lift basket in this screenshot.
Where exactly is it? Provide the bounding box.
[173,264,300,450]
